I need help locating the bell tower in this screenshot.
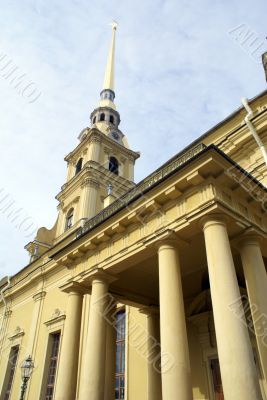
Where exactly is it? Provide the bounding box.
[25,22,140,260]
[55,22,140,238]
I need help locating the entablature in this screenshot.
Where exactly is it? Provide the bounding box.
[64,128,140,165]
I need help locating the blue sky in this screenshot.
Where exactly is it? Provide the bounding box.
[0,0,266,276]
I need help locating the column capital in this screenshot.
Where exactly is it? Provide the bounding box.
[155,229,188,252]
[235,233,264,249]
[157,240,178,252]
[139,306,159,316]
[82,178,99,189]
[81,267,117,286]
[59,280,89,295]
[89,134,102,144]
[200,213,228,231]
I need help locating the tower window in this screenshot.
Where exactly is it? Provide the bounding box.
[75,158,83,175]
[100,113,105,121]
[65,208,74,231]
[109,115,114,124]
[115,309,126,400]
[93,116,96,124]
[109,157,119,175]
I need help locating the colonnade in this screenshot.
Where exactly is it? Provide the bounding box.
[54,214,267,400]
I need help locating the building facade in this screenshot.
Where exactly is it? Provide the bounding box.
[1,24,267,400]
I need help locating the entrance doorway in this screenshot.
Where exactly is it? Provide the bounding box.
[210,358,224,400]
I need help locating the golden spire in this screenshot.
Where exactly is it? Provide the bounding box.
[102,21,118,91]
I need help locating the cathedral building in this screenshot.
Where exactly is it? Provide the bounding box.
[1,24,267,400]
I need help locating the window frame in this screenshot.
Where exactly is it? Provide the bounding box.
[1,345,20,400]
[109,156,119,176]
[75,158,83,175]
[65,208,74,231]
[115,309,126,400]
[41,331,61,400]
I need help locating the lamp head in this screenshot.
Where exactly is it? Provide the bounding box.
[21,355,34,380]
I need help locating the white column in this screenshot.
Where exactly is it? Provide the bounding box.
[54,282,85,400]
[140,307,162,400]
[239,235,267,393]
[158,240,193,400]
[79,270,115,400]
[202,215,262,400]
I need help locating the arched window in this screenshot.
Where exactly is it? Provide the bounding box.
[93,116,96,124]
[65,208,74,231]
[109,115,114,124]
[109,156,119,175]
[75,158,83,175]
[100,113,105,121]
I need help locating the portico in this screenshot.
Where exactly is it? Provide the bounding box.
[52,145,267,400]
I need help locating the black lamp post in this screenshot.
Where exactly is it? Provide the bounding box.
[19,355,34,400]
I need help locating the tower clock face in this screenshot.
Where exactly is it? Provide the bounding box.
[112,132,120,141]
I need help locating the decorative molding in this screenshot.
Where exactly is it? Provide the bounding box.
[82,147,88,156]
[33,290,46,302]
[62,196,80,212]
[104,146,112,154]
[77,127,89,142]
[59,281,89,295]
[8,326,25,341]
[82,178,99,189]
[189,311,216,349]
[89,134,102,144]
[44,309,66,328]
[57,202,64,210]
